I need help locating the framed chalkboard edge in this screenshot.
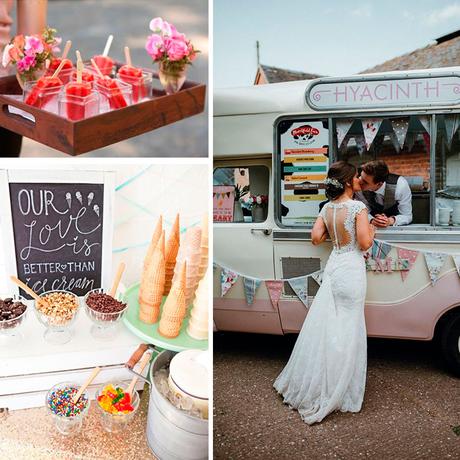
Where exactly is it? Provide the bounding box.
[101,171,116,292]
[0,170,19,294]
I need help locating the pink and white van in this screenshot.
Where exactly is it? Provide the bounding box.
[213,68,460,375]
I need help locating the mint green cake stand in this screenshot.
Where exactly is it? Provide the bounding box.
[122,283,208,352]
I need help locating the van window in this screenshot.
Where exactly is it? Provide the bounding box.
[335,115,431,225]
[435,114,460,227]
[213,166,269,223]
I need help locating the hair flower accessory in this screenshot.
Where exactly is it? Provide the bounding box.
[325,178,344,189]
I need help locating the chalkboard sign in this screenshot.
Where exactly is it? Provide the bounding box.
[8,183,104,298]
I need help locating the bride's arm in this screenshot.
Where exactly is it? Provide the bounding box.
[356,209,375,251]
[311,215,329,245]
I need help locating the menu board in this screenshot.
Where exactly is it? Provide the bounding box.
[213,185,234,222]
[278,120,329,226]
[0,170,114,298]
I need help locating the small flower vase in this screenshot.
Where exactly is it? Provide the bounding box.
[16,66,46,90]
[233,201,244,223]
[158,62,187,95]
[252,205,265,223]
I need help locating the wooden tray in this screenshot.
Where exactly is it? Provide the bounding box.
[123,283,208,352]
[0,68,206,156]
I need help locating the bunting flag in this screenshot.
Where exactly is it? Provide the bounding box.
[288,276,309,308]
[396,247,419,281]
[339,133,352,153]
[423,252,448,285]
[311,270,324,286]
[387,132,400,152]
[391,118,409,149]
[371,240,392,260]
[221,268,238,296]
[372,134,384,155]
[361,118,382,150]
[265,280,284,309]
[405,131,416,152]
[419,115,430,134]
[336,119,354,147]
[444,114,460,149]
[243,277,261,306]
[355,134,367,155]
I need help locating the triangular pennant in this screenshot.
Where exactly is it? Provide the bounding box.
[355,134,367,155]
[444,114,460,149]
[391,118,409,149]
[405,131,416,152]
[221,268,238,296]
[361,118,382,150]
[396,247,419,281]
[452,255,460,278]
[336,119,354,147]
[423,252,448,285]
[265,280,284,309]
[310,270,324,286]
[288,276,309,308]
[387,131,400,153]
[419,115,430,134]
[339,133,352,154]
[371,240,392,260]
[243,276,261,306]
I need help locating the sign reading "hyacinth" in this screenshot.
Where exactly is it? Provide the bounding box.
[306,75,460,110]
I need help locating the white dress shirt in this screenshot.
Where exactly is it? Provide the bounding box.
[356,176,413,226]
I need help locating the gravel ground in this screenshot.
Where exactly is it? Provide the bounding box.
[11,0,208,158]
[214,332,460,459]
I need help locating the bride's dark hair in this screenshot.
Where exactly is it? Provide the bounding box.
[325,161,357,200]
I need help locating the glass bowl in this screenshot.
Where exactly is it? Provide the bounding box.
[84,288,129,340]
[0,294,28,343]
[46,381,90,436]
[95,381,140,433]
[34,290,80,344]
[116,70,152,104]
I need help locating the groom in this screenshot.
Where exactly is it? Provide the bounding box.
[355,160,412,227]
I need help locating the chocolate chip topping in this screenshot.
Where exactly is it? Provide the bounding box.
[0,297,27,324]
[86,292,127,314]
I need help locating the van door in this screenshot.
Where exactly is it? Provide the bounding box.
[213,157,283,334]
[272,117,331,333]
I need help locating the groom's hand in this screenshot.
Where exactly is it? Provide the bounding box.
[372,214,390,228]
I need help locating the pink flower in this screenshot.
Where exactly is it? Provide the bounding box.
[52,36,62,55]
[187,42,197,61]
[17,55,36,72]
[24,35,44,55]
[164,37,189,61]
[169,24,186,41]
[145,34,164,60]
[149,17,172,36]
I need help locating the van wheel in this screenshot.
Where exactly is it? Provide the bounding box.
[440,312,460,377]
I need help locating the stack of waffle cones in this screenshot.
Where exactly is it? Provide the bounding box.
[198,214,209,281]
[164,214,180,295]
[187,268,209,340]
[159,261,187,338]
[173,226,202,307]
[139,221,165,324]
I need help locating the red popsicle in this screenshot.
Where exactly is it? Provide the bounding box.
[70,69,95,87]
[93,35,114,76]
[46,40,73,82]
[118,47,146,103]
[65,52,92,121]
[25,76,63,108]
[96,76,127,109]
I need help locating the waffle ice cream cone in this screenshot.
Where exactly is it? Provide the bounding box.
[187,268,209,340]
[198,214,209,280]
[142,215,163,270]
[164,214,180,294]
[159,261,187,338]
[138,232,165,324]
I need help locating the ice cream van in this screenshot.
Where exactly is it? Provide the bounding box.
[213,68,460,375]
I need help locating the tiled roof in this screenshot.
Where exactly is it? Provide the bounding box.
[360,31,460,74]
[259,64,323,83]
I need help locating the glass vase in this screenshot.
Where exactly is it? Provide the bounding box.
[158,62,187,95]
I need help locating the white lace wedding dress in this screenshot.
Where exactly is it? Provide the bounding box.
[274,199,368,425]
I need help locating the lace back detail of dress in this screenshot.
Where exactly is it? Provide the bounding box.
[320,200,366,253]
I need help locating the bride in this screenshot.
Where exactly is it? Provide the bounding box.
[274,161,375,425]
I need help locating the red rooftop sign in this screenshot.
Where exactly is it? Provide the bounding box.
[306,74,460,110]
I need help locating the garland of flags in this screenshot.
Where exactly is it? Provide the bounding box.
[214,238,460,308]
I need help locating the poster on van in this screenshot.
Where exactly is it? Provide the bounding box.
[279,120,329,226]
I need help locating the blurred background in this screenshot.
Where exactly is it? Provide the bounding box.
[10,0,208,157]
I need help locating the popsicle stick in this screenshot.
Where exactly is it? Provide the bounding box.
[45,59,50,69]
[61,40,72,60]
[90,58,104,78]
[73,367,101,404]
[76,50,83,84]
[102,34,114,57]
[126,352,151,396]
[109,262,126,297]
[10,276,41,302]
[124,46,132,67]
